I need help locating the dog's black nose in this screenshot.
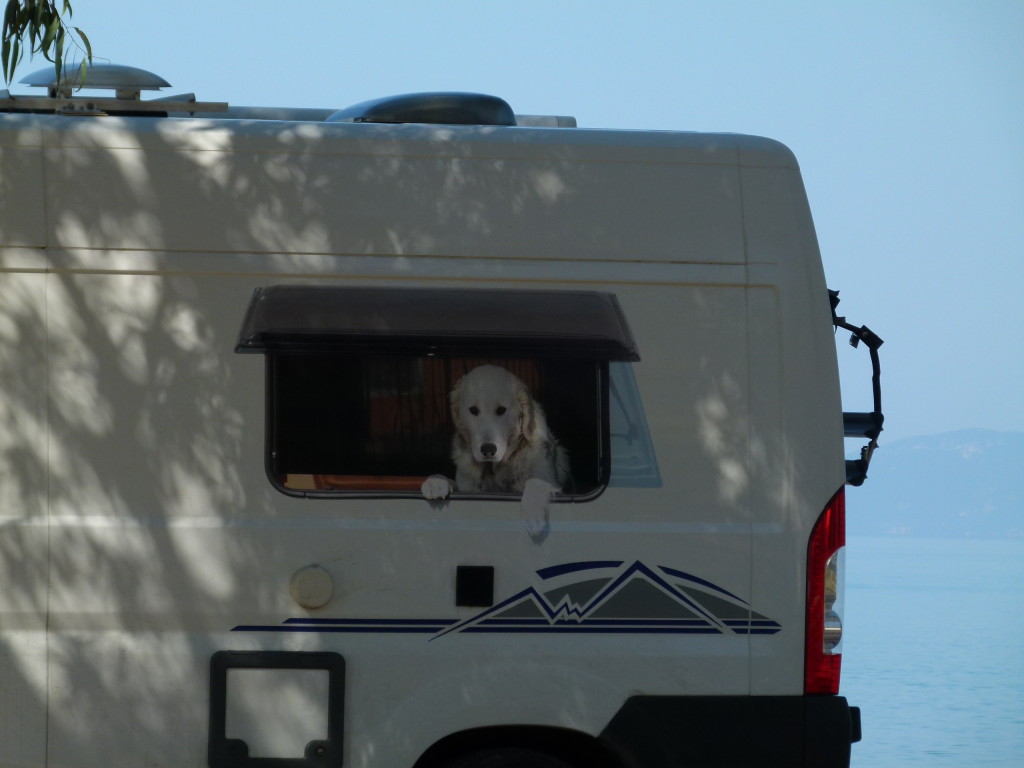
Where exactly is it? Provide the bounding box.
[480,442,497,458]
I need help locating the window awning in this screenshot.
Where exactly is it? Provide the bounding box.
[235,285,640,360]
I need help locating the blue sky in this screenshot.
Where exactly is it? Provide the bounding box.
[12,1,1023,442]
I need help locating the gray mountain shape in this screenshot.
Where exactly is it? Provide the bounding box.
[589,577,700,619]
[478,562,757,630]
[543,578,612,611]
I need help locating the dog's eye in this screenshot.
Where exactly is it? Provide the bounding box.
[495,406,507,416]
[469,406,479,416]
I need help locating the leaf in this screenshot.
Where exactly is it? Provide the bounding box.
[40,13,58,51]
[48,24,62,86]
[74,24,88,60]
[3,0,18,30]
[8,37,18,84]
[1,1,89,85]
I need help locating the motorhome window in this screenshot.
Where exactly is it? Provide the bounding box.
[268,355,607,497]
[235,285,648,498]
[608,362,662,488]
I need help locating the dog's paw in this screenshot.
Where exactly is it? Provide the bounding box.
[421,475,453,500]
[521,478,553,538]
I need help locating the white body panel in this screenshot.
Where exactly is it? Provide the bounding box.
[0,110,845,767]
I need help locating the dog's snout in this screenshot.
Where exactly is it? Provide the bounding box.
[480,442,498,459]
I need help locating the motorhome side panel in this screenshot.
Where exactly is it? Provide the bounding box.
[33,275,763,767]
[0,114,852,767]
[28,115,748,264]
[0,272,49,768]
[739,155,848,694]
[0,125,50,768]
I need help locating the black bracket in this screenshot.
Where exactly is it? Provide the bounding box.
[209,651,345,768]
[830,289,885,486]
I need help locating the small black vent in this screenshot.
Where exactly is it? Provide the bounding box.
[327,92,516,126]
[456,566,495,607]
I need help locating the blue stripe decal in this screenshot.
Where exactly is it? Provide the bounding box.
[284,618,456,626]
[461,627,723,634]
[233,623,450,634]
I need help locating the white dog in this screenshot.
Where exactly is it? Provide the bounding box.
[421,365,571,537]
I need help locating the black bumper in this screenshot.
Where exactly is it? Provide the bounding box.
[599,695,861,768]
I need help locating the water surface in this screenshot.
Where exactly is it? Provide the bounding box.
[842,537,1024,766]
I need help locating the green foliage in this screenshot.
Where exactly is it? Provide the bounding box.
[2,0,91,86]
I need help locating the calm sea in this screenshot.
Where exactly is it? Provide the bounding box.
[842,536,1024,767]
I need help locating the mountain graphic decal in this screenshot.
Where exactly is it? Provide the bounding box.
[231,561,780,638]
[433,561,779,638]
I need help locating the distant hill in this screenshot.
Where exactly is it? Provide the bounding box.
[846,429,1024,539]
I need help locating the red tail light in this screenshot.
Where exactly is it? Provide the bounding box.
[805,487,846,695]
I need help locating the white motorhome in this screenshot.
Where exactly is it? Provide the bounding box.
[1,66,883,768]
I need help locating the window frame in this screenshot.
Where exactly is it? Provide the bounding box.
[263,353,612,501]
[237,285,642,502]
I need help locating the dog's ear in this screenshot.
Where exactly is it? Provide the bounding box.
[517,384,536,439]
[450,374,466,429]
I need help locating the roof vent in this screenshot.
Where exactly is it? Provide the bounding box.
[326,92,516,126]
[20,62,170,99]
[1,63,227,115]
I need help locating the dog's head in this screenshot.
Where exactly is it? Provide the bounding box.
[450,365,535,464]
